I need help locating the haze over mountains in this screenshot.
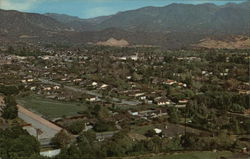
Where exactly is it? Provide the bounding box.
[1,1,250,49]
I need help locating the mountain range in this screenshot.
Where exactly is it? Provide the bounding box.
[1,1,250,49]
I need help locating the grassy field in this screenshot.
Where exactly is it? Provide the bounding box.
[130,124,161,135]
[145,151,233,159]
[113,151,233,159]
[17,95,89,120]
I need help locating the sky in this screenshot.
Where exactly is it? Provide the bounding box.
[0,0,247,18]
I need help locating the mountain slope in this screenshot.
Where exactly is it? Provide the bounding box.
[0,9,70,37]
[92,2,250,34]
[44,13,111,31]
[0,1,250,49]
[44,1,250,34]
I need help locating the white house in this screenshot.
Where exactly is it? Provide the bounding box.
[154,128,162,134]
[92,82,98,86]
[129,111,139,116]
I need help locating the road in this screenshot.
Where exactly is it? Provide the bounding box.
[38,78,141,106]
[227,111,250,119]
[17,105,62,144]
[96,131,118,140]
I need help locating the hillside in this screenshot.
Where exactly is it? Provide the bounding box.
[194,36,250,49]
[1,1,250,49]
[44,2,250,34]
[92,2,250,34]
[0,9,70,37]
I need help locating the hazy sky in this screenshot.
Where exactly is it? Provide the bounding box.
[0,0,247,18]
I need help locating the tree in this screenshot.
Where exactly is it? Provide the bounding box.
[0,126,40,159]
[67,121,85,135]
[145,129,157,137]
[7,46,14,54]
[0,85,19,96]
[1,96,18,119]
[52,130,71,148]
[168,107,180,124]
[93,120,115,132]
[181,133,198,149]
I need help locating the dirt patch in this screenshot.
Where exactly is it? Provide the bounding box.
[194,36,250,49]
[97,38,129,47]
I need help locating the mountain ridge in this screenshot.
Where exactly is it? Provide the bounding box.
[1,1,250,49]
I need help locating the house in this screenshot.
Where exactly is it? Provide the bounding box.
[220,73,228,76]
[43,87,52,91]
[92,82,98,86]
[126,76,132,80]
[175,104,186,108]
[139,96,147,100]
[129,111,139,116]
[53,86,60,90]
[0,96,5,106]
[134,93,145,97]
[27,79,34,82]
[178,99,189,104]
[155,97,171,106]
[0,96,5,114]
[86,97,99,102]
[100,84,108,89]
[178,82,187,88]
[118,57,127,60]
[40,149,61,158]
[238,90,250,95]
[163,80,177,85]
[202,71,207,75]
[73,79,82,82]
[154,128,162,134]
[130,54,138,61]
[145,100,153,104]
[30,86,36,91]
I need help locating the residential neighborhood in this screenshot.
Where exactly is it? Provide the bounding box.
[0,44,249,158]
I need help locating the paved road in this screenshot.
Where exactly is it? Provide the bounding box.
[96,131,118,140]
[227,111,250,119]
[17,105,62,144]
[38,78,141,106]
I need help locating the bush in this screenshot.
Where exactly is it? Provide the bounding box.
[52,130,71,148]
[2,96,18,119]
[67,121,85,135]
[93,121,115,132]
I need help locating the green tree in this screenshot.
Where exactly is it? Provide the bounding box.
[52,130,71,148]
[2,96,18,119]
[67,121,85,135]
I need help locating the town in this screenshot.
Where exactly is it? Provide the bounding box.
[0,44,249,159]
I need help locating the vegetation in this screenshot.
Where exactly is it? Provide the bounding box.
[52,130,71,148]
[144,151,233,159]
[66,121,85,135]
[1,96,18,119]
[17,94,89,119]
[0,126,40,159]
[0,45,249,158]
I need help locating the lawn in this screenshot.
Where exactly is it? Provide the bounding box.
[115,151,233,159]
[130,124,163,135]
[17,95,89,120]
[145,151,233,159]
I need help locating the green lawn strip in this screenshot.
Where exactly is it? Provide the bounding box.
[108,151,233,159]
[130,124,163,135]
[17,95,88,120]
[145,151,233,159]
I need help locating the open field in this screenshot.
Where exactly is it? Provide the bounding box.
[145,151,233,159]
[130,122,206,137]
[17,95,89,120]
[112,151,233,159]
